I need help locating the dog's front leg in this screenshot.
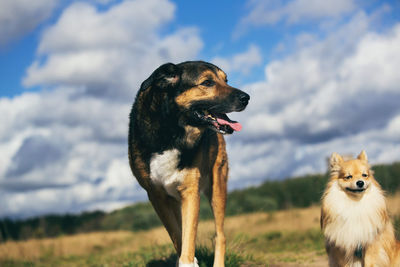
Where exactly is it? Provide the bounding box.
[209,149,228,267]
[210,180,227,267]
[178,169,201,267]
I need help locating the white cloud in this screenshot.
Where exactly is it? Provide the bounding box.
[0,174,145,218]
[386,115,400,140]
[212,44,262,75]
[339,25,400,93]
[90,0,118,5]
[243,0,355,25]
[0,86,144,217]
[0,0,56,46]
[283,0,356,23]
[37,0,174,53]
[235,0,356,38]
[23,0,203,100]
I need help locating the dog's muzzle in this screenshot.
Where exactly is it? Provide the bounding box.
[233,90,250,111]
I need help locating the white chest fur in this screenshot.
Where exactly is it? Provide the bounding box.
[323,181,386,253]
[149,149,188,199]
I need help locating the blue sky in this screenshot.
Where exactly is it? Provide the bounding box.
[1,0,400,218]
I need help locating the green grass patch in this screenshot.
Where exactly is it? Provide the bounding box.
[394,215,400,241]
[144,245,253,267]
[0,260,35,267]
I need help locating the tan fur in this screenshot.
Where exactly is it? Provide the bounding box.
[184,126,204,148]
[321,150,400,266]
[175,70,232,109]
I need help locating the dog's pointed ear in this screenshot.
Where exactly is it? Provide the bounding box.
[140,63,181,91]
[330,152,343,172]
[357,150,368,162]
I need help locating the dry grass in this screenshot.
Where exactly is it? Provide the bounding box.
[0,228,171,260]
[1,193,399,266]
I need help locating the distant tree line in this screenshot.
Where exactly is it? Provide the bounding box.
[1,162,399,242]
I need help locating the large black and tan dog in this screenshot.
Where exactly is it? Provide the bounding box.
[128,61,249,266]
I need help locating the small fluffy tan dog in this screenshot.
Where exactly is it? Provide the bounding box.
[321,150,400,267]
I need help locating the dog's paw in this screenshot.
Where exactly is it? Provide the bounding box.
[177,257,199,267]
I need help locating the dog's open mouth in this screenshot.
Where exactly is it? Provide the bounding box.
[346,188,365,193]
[194,110,242,134]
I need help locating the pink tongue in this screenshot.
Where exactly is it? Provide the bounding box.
[216,117,242,131]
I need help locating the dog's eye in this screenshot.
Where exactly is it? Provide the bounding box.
[362,173,368,177]
[345,175,353,179]
[201,80,215,87]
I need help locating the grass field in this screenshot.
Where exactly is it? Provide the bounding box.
[1,192,399,267]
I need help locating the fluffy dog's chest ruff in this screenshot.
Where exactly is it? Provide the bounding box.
[149,149,188,199]
[323,182,386,252]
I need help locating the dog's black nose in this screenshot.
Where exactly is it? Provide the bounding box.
[239,92,250,106]
[356,180,364,188]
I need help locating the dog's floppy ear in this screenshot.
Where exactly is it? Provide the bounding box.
[140,63,181,91]
[329,152,343,173]
[357,150,368,162]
